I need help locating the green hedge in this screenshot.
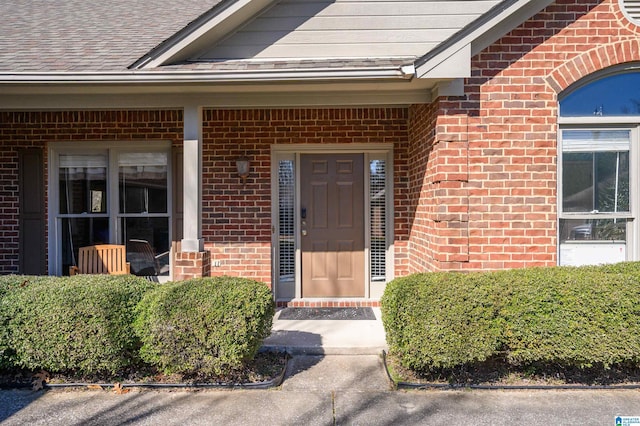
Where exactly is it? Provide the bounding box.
[0,276,54,369]
[381,264,640,372]
[381,272,503,371]
[134,276,274,376]
[2,275,154,374]
[500,267,640,368]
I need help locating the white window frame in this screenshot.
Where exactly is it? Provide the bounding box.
[270,144,394,300]
[48,141,173,276]
[557,120,639,265]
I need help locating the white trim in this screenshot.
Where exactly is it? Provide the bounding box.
[559,116,640,125]
[0,88,432,109]
[0,67,414,84]
[364,152,372,299]
[271,143,393,155]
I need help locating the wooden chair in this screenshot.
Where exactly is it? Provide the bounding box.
[69,244,131,275]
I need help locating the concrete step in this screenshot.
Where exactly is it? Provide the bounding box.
[262,308,388,355]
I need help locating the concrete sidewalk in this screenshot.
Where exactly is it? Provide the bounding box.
[2,356,640,425]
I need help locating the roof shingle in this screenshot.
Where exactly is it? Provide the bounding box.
[0,0,217,72]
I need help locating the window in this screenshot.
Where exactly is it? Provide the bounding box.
[369,159,387,281]
[52,145,171,277]
[559,130,631,266]
[277,159,295,282]
[561,72,640,117]
[558,70,640,266]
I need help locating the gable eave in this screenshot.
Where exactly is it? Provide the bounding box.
[131,0,279,70]
[415,0,554,79]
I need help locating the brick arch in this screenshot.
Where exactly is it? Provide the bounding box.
[546,39,640,94]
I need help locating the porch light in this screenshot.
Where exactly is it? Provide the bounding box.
[236,156,250,184]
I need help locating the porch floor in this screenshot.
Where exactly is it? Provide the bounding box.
[261,307,388,355]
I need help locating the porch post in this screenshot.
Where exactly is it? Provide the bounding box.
[181,105,204,252]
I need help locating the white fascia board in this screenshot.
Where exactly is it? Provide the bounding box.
[0,90,431,109]
[139,0,276,69]
[415,0,553,79]
[421,44,471,79]
[431,78,465,98]
[0,66,414,84]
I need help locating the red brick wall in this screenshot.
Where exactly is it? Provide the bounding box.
[407,101,471,273]
[411,0,640,271]
[5,1,636,280]
[201,108,410,284]
[0,110,183,274]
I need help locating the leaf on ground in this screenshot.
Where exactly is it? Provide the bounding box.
[31,370,50,391]
[87,384,103,390]
[113,382,129,394]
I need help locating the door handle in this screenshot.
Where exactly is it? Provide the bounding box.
[301,207,307,219]
[302,230,307,236]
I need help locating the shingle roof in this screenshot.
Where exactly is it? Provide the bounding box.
[0,0,218,72]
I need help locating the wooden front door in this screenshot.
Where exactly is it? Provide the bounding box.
[300,153,365,297]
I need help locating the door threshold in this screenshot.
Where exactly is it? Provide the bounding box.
[276,298,380,308]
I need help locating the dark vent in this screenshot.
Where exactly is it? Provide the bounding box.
[621,0,640,22]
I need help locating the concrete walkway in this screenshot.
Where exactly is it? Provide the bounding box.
[262,307,388,355]
[2,311,640,425]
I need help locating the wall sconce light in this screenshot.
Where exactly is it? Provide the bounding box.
[236,156,250,184]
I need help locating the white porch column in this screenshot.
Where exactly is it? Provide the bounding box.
[181,105,204,252]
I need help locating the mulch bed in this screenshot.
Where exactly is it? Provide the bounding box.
[0,351,288,390]
[384,353,640,388]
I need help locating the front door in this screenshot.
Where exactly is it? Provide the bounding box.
[300,153,365,297]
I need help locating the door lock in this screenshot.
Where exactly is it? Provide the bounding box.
[302,230,307,236]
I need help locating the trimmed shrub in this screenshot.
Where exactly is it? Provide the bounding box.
[499,267,640,368]
[134,276,274,376]
[3,275,154,374]
[381,272,503,371]
[382,264,640,372]
[0,275,51,369]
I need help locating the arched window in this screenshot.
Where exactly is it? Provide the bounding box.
[561,72,640,117]
[558,70,640,266]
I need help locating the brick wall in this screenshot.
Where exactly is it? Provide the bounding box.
[201,108,410,284]
[5,1,635,280]
[411,0,640,271]
[0,110,183,274]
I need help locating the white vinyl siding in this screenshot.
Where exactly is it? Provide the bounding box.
[201,0,500,60]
